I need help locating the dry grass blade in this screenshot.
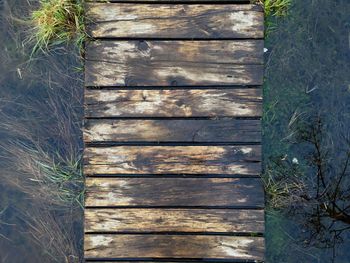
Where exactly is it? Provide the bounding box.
[21,207,80,262]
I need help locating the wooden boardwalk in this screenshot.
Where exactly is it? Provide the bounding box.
[84,0,265,262]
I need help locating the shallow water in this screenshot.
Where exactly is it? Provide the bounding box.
[0,0,83,262]
[0,0,349,262]
[264,0,350,262]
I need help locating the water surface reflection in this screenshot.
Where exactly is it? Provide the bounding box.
[264,0,350,262]
[0,1,83,262]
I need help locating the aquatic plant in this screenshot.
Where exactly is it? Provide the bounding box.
[297,118,350,234]
[264,115,350,252]
[29,0,86,54]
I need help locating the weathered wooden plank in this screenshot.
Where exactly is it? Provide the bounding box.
[86,262,245,263]
[84,234,265,260]
[85,208,264,233]
[85,40,264,86]
[85,89,262,117]
[85,177,264,207]
[87,262,253,263]
[85,61,262,86]
[84,145,261,175]
[84,119,261,143]
[88,0,249,2]
[86,40,264,65]
[86,3,264,39]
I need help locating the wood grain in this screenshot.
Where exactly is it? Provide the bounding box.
[85,39,263,86]
[86,40,264,65]
[85,89,262,117]
[84,145,261,175]
[86,3,264,39]
[84,0,265,260]
[85,177,264,207]
[85,61,262,86]
[84,234,265,260]
[85,208,264,233]
[84,119,261,143]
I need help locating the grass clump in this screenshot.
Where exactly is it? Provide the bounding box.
[35,149,84,208]
[259,0,292,17]
[30,0,86,54]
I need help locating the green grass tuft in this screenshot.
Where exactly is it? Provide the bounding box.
[36,151,84,209]
[30,0,86,55]
[260,0,292,17]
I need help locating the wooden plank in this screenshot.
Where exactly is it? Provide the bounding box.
[86,3,264,39]
[84,145,261,175]
[88,0,249,2]
[85,208,264,233]
[86,262,249,263]
[84,234,265,260]
[86,40,264,65]
[86,262,231,263]
[85,89,262,117]
[85,177,264,207]
[84,119,261,143]
[85,40,263,86]
[85,62,262,86]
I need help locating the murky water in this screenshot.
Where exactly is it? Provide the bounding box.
[264,0,350,262]
[0,0,83,262]
[0,0,349,262]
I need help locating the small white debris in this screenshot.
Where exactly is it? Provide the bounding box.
[264,48,269,53]
[306,85,319,94]
[17,68,22,79]
[240,147,252,154]
[292,158,299,165]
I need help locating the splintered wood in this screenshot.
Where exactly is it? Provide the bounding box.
[84,1,265,262]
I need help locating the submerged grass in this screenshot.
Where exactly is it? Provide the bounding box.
[29,0,86,55]
[0,0,84,260]
[263,0,350,260]
[23,207,80,262]
[1,142,84,209]
[263,158,306,209]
